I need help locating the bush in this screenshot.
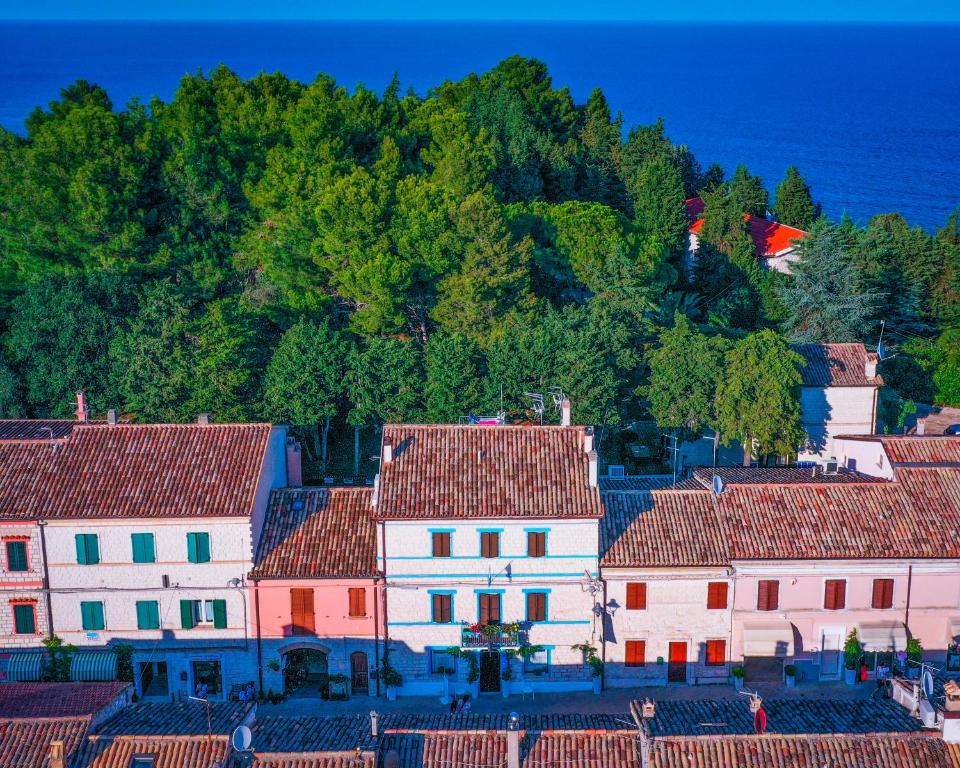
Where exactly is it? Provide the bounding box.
[784,664,797,677]
[844,628,861,670]
[731,666,746,679]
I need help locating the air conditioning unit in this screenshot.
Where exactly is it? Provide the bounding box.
[161,574,170,589]
[607,465,626,478]
[822,457,839,475]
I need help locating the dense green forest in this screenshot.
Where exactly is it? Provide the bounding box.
[0,58,958,470]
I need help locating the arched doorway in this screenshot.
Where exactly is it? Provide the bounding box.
[350,651,369,694]
[282,647,328,694]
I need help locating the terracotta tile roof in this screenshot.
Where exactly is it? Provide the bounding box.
[841,435,960,465]
[649,733,950,768]
[250,715,376,754]
[96,702,253,736]
[0,420,78,441]
[644,698,919,736]
[947,741,960,768]
[599,476,674,492]
[376,425,603,520]
[251,488,376,579]
[0,442,57,520]
[380,713,633,732]
[0,717,90,768]
[250,756,374,768]
[689,466,884,486]
[601,465,960,566]
[685,197,808,257]
[793,342,881,387]
[39,423,274,519]
[73,736,230,768]
[0,682,131,719]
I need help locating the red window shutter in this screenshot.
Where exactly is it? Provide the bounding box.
[349,588,366,617]
[758,580,779,611]
[291,588,314,635]
[872,579,894,609]
[433,594,451,623]
[625,640,646,667]
[626,583,647,610]
[527,592,546,622]
[527,532,545,558]
[825,579,846,610]
[707,582,728,610]
[884,579,893,608]
[433,532,451,558]
[481,533,499,558]
[480,593,501,624]
[706,639,726,666]
[302,589,315,632]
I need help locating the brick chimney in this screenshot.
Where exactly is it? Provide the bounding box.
[286,438,303,488]
[560,399,571,427]
[197,413,211,425]
[49,741,65,768]
[588,450,598,487]
[74,391,89,422]
[865,352,879,380]
[106,409,118,425]
[583,426,594,453]
[382,442,393,465]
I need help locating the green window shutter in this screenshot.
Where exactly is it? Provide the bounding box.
[137,601,159,630]
[6,541,28,572]
[212,599,227,629]
[14,604,35,634]
[131,533,155,563]
[180,600,195,629]
[81,601,105,631]
[76,534,99,565]
[187,533,209,563]
[75,534,87,564]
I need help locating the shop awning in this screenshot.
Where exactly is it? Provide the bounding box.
[858,622,907,652]
[742,622,794,657]
[949,617,960,643]
[70,651,117,682]
[6,651,44,681]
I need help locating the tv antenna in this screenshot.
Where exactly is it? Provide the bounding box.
[711,475,725,497]
[524,392,545,423]
[549,386,566,413]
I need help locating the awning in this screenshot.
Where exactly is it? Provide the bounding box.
[70,651,117,682]
[742,622,795,657]
[858,622,907,652]
[7,651,44,681]
[949,617,960,643]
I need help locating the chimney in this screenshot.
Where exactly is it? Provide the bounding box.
[286,438,303,488]
[560,399,571,427]
[583,426,594,453]
[588,450,598,487]
[74,391,89,423]
[916,417,926,436]
[506,712,520,768]
[369,710,379,738]
[382,442,393,465]
[106,409,118,425]
[49,741,65,768]
[197,413,211,425]
[865,352,878,380]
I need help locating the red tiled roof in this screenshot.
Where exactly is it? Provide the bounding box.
[376,425,603,520]
[0,682,130,719]
[251,488,376,579]
[0,420,78,441]
[601,465,960,567]
[74,736,229,768]
[793,343,881,387]
[0,718,90,768]
[598,476,674,492]
[251,756,374,768]
[689,466,884,487]
[37,423,274,519]
[96,702,253,736]
[840,435,960,465]
[0,442,56,520]
[686,197,808,257]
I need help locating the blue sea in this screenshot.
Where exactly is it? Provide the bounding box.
[0,21,958,230]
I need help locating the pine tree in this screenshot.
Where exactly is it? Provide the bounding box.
[729,165,769,217]
[628,157,689,255]
[424,332,484,422]
[773,166,818,229]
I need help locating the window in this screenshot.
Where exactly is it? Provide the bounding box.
[432,531,451,558]
[12,602,35,634]
[626,583,647,610]
[523,647,549,673]
[527,531,546,558]
[705,639,726,666]
[191,660,222,697]
[81,601,105,631]
[707,582,728,610]
[290,588,315,635]
[872,578,894,609]
[824,579,846,610]
[131,533,155,564]
[430,648,456,675]
[625,640,646,667]
[180,599,227,629]
[75,534,99,565]
[431,593,453,624]
[480,531,500,558]
[478,592,501,624]
[348,588,366,617]
[757,580,779,611]
[130,757,156,768]
[186,532,210,564]
[526,591,547,622]
[136,601,160,630]
[4,540,28,572]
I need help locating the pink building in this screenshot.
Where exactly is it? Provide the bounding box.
[250,487,383,698]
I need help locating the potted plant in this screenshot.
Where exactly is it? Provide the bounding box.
[266,658,281,673]
[571,643,603,694]
[731,665,746,690]
[465,652,480,697]
[374,660,403,700]
[501,649,517,697]
[784,664,797,688]
[327,673,350,700]
[843,629,861,685]
[906,638,923,679]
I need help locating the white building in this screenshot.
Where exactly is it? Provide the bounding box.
[375,410,605,696]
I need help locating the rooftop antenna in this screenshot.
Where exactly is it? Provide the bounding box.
[877,319,886,359]
[524,392,545,424]
[711,475,725,497]
[549,386,566,413]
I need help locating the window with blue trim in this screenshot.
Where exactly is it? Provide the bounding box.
[430,648,457,675]
[525,591,547,622]
[431,593,453,623]
[480,531,499,558]
[524,648,549,673]
[527,531,546,557]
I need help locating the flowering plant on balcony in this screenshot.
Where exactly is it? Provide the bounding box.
[467,622,484,634]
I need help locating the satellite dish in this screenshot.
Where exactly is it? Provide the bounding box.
[231,725,252,752]
[922,669,934,698]
[712,476,724,496]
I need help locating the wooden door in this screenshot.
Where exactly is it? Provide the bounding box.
[479,650,501,693]
[350,652,369,694]
[820,631,842,680]
[668,642,687,682]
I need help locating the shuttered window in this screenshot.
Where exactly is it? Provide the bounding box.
[5,540,28,572]
[707,582,728,609]
[186,532,210,564]
[526,592,547,622]
[626,583,647,610]
[348,588,366,617]
[432,532,451,558]
[12,603,35,634]
[479,593,501,624]
[136,601,160,630]
[75,534,99,565]
[80,601,105,631]
[211,599,227,629]
[872,578,894,609]
[291,588,315,634]
[432,593,453,624]
[757,580,779,611]
[131,533,155,564]
[705,639,726,666]
[527,531,546,558]
[625,640,646,667]
[824,579,846,610]
[480,532,500,558]
[180,600,195,629]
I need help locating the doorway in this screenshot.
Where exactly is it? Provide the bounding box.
[820,630,843,680]
[350,652,369,694]
[668,642,687,683]
[138,661,169,698]
[479,650,501,693]
[283,648,328,693]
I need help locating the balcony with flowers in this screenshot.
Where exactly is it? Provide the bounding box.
[460,621,527,649]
